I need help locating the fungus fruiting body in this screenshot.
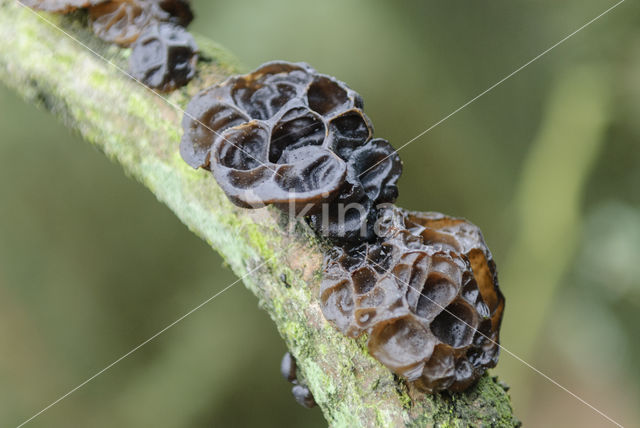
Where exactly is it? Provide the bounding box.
[179,61,504,393]
[320,207,504,392]
[280,352,317,408]
[291,385,316,409]
[180,61,402,242]
[89,0,193,46]
[24,0,508,403]
[129,22,198,92]
[24,0,197,90]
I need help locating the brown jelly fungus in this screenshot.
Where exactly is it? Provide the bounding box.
[280,351,297,383]
[128,22,197,91]
[89,0,193,46]
[22,0,106,13]
[320,206,505,393]
[180,61,402,242]
[280,352,317,408]
[291,385,317,408]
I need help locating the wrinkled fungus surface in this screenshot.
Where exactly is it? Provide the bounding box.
[89,0,193,46]
[129,22,197,92]
[320,207,505,392]
[177,61,503,393]
[180,61,402,242]
[22,0,106,13]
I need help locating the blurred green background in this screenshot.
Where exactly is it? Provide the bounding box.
[1,0,639,426]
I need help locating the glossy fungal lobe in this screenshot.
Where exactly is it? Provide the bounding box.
[320,207,505,392]
[128,22,198,92]
[280,352,317,408]
[89,0,193,46]
[180,61,402,241]
[280,351,297,383]
[291,385,317,408]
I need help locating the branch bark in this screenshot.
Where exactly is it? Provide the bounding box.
[0,1,517,426]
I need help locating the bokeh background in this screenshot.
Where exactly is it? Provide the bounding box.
[1,0,639,426]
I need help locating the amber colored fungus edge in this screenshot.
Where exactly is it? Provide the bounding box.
[89,0,194,47]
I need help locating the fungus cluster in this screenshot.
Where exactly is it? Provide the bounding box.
[180,61,402,242]
[24,0,198,91]
[179,61,505,394]
[320,207,504,392]
[21,2,507,394]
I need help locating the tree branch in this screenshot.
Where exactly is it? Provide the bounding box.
[0,1,517,426]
